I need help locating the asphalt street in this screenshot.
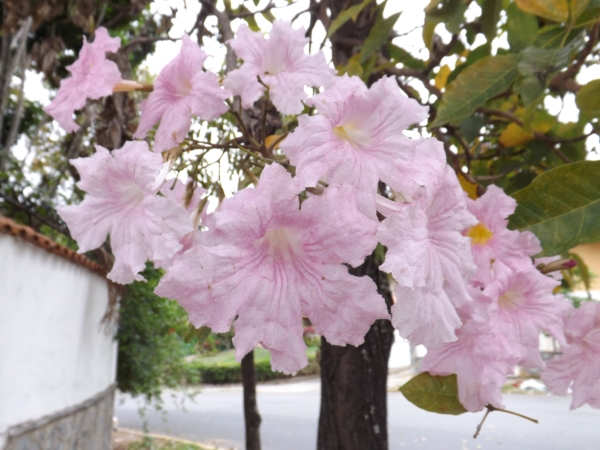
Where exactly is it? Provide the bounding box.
[115,379,600,450]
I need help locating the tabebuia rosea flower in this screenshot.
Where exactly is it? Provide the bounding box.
[542,301,600,410]
[155,164,389,374]
[57,141,192,284]
[223,20,335,115]
[377,164,477,346]
[281,75,432,218]
[134,35,231,152]
[464,185,542,285]
[44,27,122,132]
[477,262,568,369]
[421,318,521,412]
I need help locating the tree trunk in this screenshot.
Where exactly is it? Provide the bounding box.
[241,350,262,450]
[318,255,394,450]
[317,2,394,448]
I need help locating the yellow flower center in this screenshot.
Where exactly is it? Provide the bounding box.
[333,123,370,148]
[466,222,493,246]
[498,290,524,309]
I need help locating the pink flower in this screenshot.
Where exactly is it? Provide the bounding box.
[134,35,231,152]
[542,302,600,409]
[377,165,477,345]
[44,27,122,132]
[57,141,192,284]
[478,262,567,369]
[154,179,208,270]
[281,75,431,217]
[155,164,389,374]
[223,21,335,115]
[421,320,521,412]
[464,185,541,285]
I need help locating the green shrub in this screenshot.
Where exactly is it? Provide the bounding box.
[183,347,320,384]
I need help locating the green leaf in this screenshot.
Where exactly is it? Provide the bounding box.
[243,14,261,32]
[426,0,468,34]
[480,0,502,42]
[508,161,600,256]
[576,79,600,118]
[460,116,486,142]
[184,324,212,344]
[423,19,437,49]
[507,2,539,52]
[262,9,276,23]
[194,326,211,344]
[327,0,373,38]
[514,33,586,105]
[399,372,468,415]
[576,0,600,25]
[568,251,592,291]
[184,324,196,343]
[430,54,519,128]
[361,6,401,63]
[387,44,426,70]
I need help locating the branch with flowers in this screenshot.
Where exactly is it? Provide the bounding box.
[23,0,600,446]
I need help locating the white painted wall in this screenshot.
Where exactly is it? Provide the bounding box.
[0,234,117,444]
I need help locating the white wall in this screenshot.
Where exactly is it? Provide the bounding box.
[0,234,117,442]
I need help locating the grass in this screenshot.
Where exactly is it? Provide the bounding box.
[195,346,319,365]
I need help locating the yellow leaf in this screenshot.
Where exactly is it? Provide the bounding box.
[499,114,555,147]
[338,53,364,77]
[514,0,590,22]
[434,65,452,90]
[265,134,285,150]
[457,171,479,200]
[499,122,535,147]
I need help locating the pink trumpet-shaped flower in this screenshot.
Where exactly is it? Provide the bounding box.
[223,21,335,115]
[57,141,192,284]
[421,319,521,412]
[134,35,231,152]
[542,301,600,410]
[377,165,477,345]
[478,262,567,369]
[44,27,122,132]
[281,75,432,217]
[464,185,541,285]
[155,164,389,374]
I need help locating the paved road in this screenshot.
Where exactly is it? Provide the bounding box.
[115,381,600,450]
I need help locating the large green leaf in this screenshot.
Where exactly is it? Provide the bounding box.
[507,2,539,52]
[514,33,585,105]
[576,79,600,118]
[399,372,468,415]
[360,3,400,63]
[327,0,373,38]
[430,54,519,128]
[508,161,600,256]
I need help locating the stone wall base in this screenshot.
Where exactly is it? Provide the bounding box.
[4,384,115,450]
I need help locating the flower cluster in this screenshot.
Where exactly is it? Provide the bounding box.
[421,186,571,411]
[49,24,598,409]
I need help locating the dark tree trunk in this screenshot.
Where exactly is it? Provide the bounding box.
[318,256,395,450]
[317,2,395,449]
[241,350,262,450]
